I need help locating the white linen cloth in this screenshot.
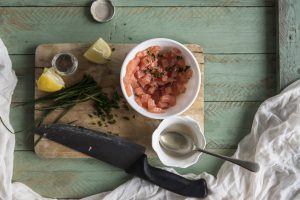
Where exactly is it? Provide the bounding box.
[0,39,299,200]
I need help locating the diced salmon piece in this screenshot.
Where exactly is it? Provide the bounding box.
[157,80,166,86]
[124,80,132,96]
[171,48,182,56]
[147,98,156,110]
[141,94,150,107]
[150,61,158,67]
[152,90,160,103]
[165,51,175,59]
[123,74,130,84]
[160,95,176,106]
[177,73,187,83]
[136,50,148,58]
[171,67,178,75]
[126,57,140,75]
[131,76,139,89]
[149,46,161,55]
[140,57,151,68]
[185,68,193,79]
[177,59,185,67]
[148,87,156,94]
[172,82,186,95]
[162,52,170,59]
[178,83,186,94]
[143,85,150,91]
[134,87,144,96]
[135,70,145,79]
[161,59,169,68]
[149,107,165,113]
[135,97,142,106]
[149,81,158,88]
[161,75,168,82]
[157,101,169,109]
[138,74,152,88]
[164,86,172,95]
[169,58,177,66]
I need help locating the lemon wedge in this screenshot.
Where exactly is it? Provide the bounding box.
[83,38,112,64]
[37,68,65,92]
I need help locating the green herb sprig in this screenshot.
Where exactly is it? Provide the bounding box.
[34,75,121,146]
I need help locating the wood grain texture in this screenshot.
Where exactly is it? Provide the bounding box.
[0,0,275,7]
[11,54,276,102]
[277,0,300,90]
[0,7,275,54]
[205,54,276,101]
[33,43,204,158]
[205,101,259,149]
[13,149,235,198]
[13,101,259,151]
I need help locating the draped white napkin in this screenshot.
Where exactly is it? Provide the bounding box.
[1,39,299,200]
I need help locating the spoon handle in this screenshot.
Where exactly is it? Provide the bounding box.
[196,148,260,172]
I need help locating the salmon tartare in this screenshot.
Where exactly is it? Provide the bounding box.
[123,46,193,113]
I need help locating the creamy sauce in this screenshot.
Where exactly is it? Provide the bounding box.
[161,123,199,147]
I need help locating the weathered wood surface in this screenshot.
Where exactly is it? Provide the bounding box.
[33,43,204,158]
[3,1,277,198]
[0,7,275,54]
[0,0,275,7]
[277,0,300,90]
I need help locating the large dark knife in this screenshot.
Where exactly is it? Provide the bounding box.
[35,124,208,198]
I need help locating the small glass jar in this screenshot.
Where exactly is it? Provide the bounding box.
[51,52,78,76]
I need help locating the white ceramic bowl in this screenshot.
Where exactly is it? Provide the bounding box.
[120,38,201,119]
[152,116,206,168]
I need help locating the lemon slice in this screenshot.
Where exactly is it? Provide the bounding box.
[83,38,112,64]
[37,68,65,92]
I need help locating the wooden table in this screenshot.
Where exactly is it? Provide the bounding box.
[0,0,286,198]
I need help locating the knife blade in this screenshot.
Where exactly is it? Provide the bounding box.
[35,124,208,198]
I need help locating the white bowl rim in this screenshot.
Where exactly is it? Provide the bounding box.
[152,116,206,168]
[120,38,201,119]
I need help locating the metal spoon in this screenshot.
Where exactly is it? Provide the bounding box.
[159,131,260,172]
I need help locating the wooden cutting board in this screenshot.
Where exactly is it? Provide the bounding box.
[34,43,204,158]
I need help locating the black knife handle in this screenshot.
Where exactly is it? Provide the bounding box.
[126,155,208,198]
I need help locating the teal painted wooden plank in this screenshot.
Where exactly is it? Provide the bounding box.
[278,0,300,90]
[0,7,275,54]
[205,54,276,101]
[12,101,260,150]
[11,55,34,102]
[204,102,259,149]
[11,54,35,76]
[0,0,275,7]
[10,54,276,103]
[13,171,128,199]
[13,149,235,198]
[13,75,34,103]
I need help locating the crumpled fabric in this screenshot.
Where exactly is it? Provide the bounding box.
[0,39,299,200]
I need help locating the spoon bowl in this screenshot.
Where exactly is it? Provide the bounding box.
[152,116,206,168]
[159,131,195,156]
